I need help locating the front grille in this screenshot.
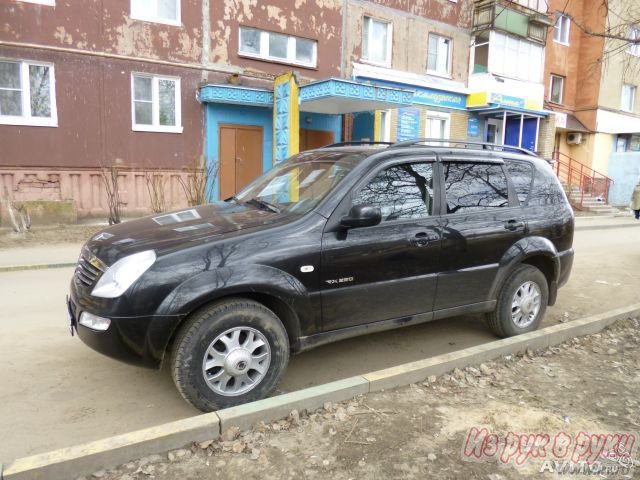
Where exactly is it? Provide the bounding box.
[75,254,104,288]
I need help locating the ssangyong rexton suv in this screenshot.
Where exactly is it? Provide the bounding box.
[68,139,574,412]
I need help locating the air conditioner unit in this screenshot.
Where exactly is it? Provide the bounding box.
[567,133,583,145]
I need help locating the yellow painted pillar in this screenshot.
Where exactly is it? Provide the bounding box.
[273,73,300,202]
[373,110,382,142]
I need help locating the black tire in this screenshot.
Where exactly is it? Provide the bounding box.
[171,298,289,412]
[486,264,549,338]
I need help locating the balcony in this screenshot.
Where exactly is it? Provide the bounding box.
[473,0,553,45]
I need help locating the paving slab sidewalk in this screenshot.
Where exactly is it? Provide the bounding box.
[0,244,82,271]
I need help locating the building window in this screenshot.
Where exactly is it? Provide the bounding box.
[616,134,640,152]
[0,60,57,127]
[628,26,640,56]
[427,33,452,76]
[16,0,55,5]
[425,111,450,144]
[131,74,182,133]
[362,16,392,66]
[553,13,570,45]
[549,75,564,104]
[379,110,391,142]
[472,34,489,74]
[622,84,636,112]
[239,27,317,68]
[489,31,543,83]
[130,0,180,25]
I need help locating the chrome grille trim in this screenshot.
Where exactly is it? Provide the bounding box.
[74,250,106,288]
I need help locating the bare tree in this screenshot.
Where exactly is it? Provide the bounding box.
[554,0,640,73]
[144,170,167,214]
[178,158,218,207]
[2,187,31,233]
[100,164,123,225]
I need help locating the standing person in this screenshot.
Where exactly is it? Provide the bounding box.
[632,175,640,221]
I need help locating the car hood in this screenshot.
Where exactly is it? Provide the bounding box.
[84,202,281,265]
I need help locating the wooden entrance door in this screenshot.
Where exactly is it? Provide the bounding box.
[300,128,335,151]
[219,124,263,199]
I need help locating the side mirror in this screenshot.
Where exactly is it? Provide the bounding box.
[340,204,382,229]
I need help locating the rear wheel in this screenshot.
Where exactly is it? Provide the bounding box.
[486,264,548,338]
[171,298,289,412]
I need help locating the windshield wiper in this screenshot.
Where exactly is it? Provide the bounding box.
[245,198,281,214]
[225,196,242,205]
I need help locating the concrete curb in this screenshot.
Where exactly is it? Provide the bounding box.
[0,262,76,273]
[575,222,639,232]
[4,303,640,480]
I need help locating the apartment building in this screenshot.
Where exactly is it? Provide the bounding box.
[544,0,640,206]
[0,0,344,218]
[467,0,555,156]
[342,0,473,145]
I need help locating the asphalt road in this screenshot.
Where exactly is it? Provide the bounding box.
[1,225,639,463]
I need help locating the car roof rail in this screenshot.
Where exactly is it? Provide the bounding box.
[323,141,395,148]
[390,138,538,157]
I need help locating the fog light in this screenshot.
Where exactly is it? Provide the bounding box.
[79,312,111,331]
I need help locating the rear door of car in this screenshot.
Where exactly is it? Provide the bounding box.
[320,157,442,330]
[434,158,527,312]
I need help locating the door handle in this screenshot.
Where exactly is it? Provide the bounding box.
[504,219,525,231]
[409,231,436,247]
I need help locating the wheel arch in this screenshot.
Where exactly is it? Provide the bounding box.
[161,291,304,367]
[490,237,561,306]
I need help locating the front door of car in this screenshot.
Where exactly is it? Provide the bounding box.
[434,161,527,311]
[320,160,442,331]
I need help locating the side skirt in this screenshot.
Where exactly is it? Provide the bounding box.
[296,300,496,353]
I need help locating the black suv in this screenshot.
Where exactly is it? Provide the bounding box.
[68,139,574,412]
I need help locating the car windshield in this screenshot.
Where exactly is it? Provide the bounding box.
[233,151,366,215]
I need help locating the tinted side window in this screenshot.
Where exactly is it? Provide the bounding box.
[355,163,434,221]
[444,163,509,214]
[504,160,534,205]
[528,164,566,206]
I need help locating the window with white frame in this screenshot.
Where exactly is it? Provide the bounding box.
[621,84,636,112]
[549,75,564,104]
[424,111,450,145]
[131,74,181,133]
[379,110,391,142]
[362,16,392,66]
[489,31,543,83]
[427,33,452,76]
[16,0,55,5]
[628,26,640,56]
[553,13,570,44]
[239,27,317,68]
[0,60,57,126]
[130,0,180,25]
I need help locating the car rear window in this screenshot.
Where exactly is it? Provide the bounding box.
[504,160,534,205]
[528,164,566,206]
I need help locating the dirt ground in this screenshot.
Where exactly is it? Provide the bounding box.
[0,224,103,248]
[90,317,639,480]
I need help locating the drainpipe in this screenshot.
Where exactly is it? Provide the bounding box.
[201,0,211,82]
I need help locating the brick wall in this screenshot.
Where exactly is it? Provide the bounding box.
[537,114,556,159]
[450,110,469,140]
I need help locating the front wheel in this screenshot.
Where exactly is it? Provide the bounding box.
[486,264,548,338]
[171,298,289,412]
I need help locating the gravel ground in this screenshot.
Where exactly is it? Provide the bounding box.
[89,316,640,480]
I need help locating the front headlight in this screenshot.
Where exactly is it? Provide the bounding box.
[91,250,156,298]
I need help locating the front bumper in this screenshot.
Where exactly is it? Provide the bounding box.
[68,290,183,369]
